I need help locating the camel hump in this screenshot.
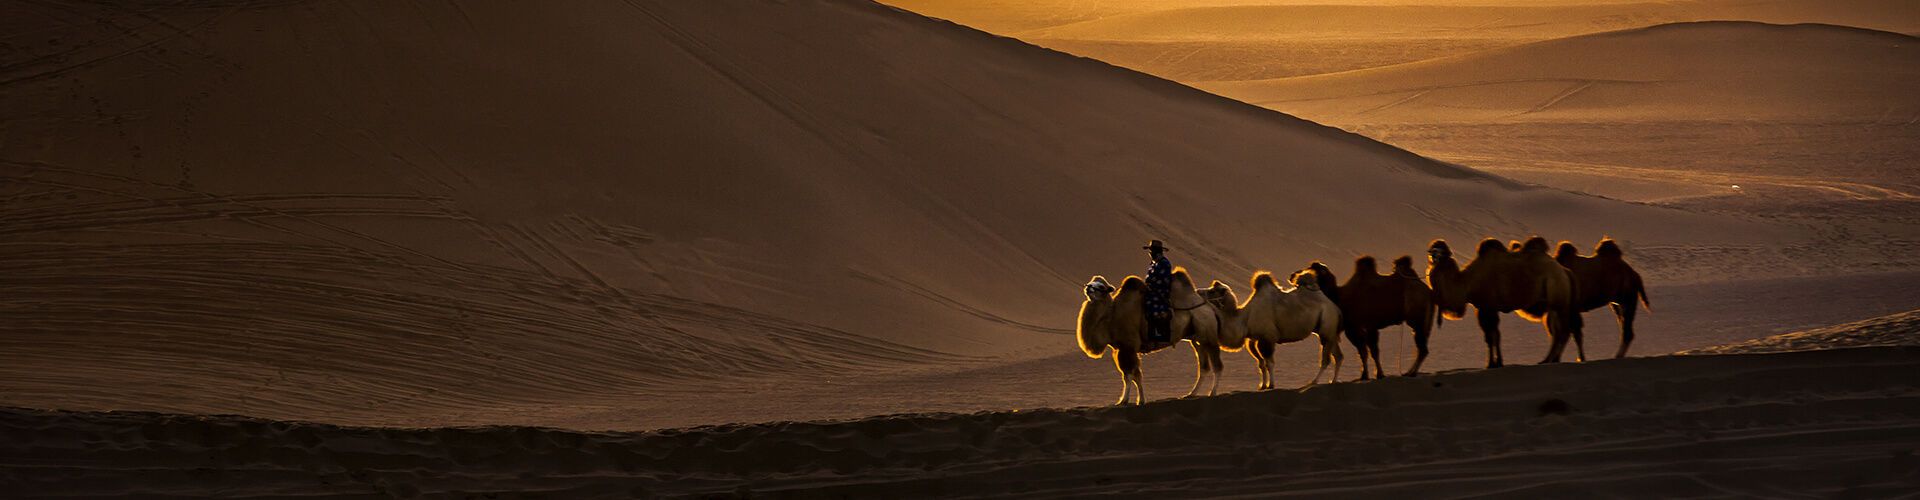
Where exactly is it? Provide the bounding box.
[1596,239,1625,259]
[1251,271,1277,290]
[1520,236,1551,254]
[1171,267,1195,288]
[1119,275,1147,292]
[1476,238,1508,256]
[1555,241,1581,260]
[1353,255,1379,274]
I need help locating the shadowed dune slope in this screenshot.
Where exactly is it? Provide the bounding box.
[1,0,1800,424]
[7,345,1918,497]
[1199,21,1920,123]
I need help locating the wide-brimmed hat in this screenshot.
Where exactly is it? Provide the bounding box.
[1143,240,1169,252]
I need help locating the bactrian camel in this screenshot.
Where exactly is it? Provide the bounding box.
[1199,269,1343,389]
[1426,237,1583,368]
[1310,256,1437,379]
[1555,239,1651,359]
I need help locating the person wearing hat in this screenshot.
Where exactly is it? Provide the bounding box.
[1143,240,1174,343]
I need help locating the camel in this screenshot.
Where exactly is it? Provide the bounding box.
[1426,237,1584,368]
[1556,239,1651,359]
[1310,255,1437,379]
[1077,269,1232,406]
[1198,268,1343,389]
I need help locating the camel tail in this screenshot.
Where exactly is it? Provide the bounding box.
[1636,277,1652,312]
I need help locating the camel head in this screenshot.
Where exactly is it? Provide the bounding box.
[1309,261,1336,280]
[1290,268,1322,291]
[1199,280,1249,347]
[1391,255,1420,279]
[1085,276,1116,302]
[1426,240,1470,320]
[1308,261,1341,302]
[1199,280,1238,311]
[1428,239,1454,265]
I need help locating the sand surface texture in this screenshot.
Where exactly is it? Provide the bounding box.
[9,342,1919,497]
[4,0,1919,497]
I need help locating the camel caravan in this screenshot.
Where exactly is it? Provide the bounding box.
[1077,237,1649,405]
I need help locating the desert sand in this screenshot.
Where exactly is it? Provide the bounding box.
[3,0,1918,497]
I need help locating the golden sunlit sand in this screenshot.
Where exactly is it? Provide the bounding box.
[4,0,1918,496]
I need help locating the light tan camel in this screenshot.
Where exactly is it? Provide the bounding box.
[1077,269,1230,406]
[1167,268,1237,398]
[1427,237,1584,368]
[1199,268,1343,389]
[1556,239,1651,359]
[1311,255,1438,379]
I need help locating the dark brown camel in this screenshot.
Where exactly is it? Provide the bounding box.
[1311,255,1437,379]
[1556,239,1651,359]
[1426,237,1584,368]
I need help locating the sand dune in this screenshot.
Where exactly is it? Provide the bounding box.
[9,341,1918,497]
[1198,21,1920,123]
[896,0,1920,81]
[4,0,1920,496]
[1183,21,1920,211]
[2,0,1842,427]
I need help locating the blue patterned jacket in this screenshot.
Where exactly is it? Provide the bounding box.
[1144,255,1173,317]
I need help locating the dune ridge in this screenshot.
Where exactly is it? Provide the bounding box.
[1198,21,1920,123]
[7,344,1917,497]
[898,0,1920,81]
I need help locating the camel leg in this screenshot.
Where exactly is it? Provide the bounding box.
[1327,332,1344,384]
[1344,326,1373,380]
[1205,345,1224,396]
[1477,307,1504,368]
[1405,323,1432,377]
[1358,328,1379,380]
[1367,328,1385,380]
[1116,350,1142,405]
[1306,333,1339,386]
[1251,341,1276,390]
[1540,310,1579,364]
[1185,341,1208,398]
[1569,308,1587,362]
[1539,314,1565,364]
[1612,301,1637,359]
